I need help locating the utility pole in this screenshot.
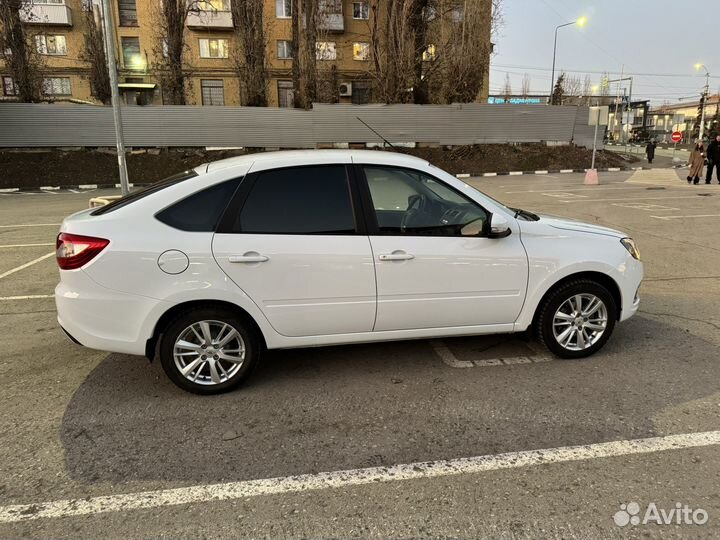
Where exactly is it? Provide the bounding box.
[699,72,710,142]
[100,0,130,196]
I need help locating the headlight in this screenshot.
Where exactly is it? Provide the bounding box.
[621,238,641,261]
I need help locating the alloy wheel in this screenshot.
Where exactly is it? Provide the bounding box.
[552,294,608,351]
[173,320,246,385]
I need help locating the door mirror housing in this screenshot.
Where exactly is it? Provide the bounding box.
[488,213,512,239]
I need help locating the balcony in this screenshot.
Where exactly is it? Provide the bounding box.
[318,12,344,32]
[20,3,72,26]
[317,0,343,32]
[186,9,233,30]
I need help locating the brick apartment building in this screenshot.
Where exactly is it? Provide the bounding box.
[0,0,492,107]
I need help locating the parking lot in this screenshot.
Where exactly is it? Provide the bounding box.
[1,168,720,539]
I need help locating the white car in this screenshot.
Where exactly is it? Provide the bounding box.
[56,150,643,394]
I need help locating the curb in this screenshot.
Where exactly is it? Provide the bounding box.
[455,166,648,179]
[0,183,151,193]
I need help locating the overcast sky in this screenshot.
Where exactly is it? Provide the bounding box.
[489,0,719,105]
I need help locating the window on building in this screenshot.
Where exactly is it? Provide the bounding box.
[451,5,464,22]
[316,41,336,61]
[199,38,229,58]
[277,40,292,59]
[201,79,225,106]
[35,35,67,55]
[422,44,436,61]
[198,0,230,10]
[352,42,369,61]
[276,0,291,18]
[278,80,294,108]
[2,76,16,96]
[237,166,355,235]
[352,81,371,104]
[42,77,72,96]
[121,37,142,69]
[118,0,138,26]
[352,1,368,19]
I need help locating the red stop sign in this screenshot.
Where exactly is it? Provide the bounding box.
[671,132,683,143]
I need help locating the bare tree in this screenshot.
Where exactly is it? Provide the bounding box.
[501,72,512,101]
[520,73,531,98]
[0,0,44,102]
[432,0,494,104]
[80,4,111,105]
[153,0,202,105]
[581,73,592,104]
[563,74,582,98]
[232,0,267,106]
[290,0,324,108]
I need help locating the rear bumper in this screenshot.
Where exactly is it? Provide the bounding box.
[55,270,158,356]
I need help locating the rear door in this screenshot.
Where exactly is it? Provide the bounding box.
[358,165,528,332]
[212,164,376,338]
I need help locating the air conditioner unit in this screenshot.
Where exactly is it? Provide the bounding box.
[339,82,353,97]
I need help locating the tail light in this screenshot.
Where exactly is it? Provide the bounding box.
[56,233,109,270]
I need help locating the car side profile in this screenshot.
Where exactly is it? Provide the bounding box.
[55,150,643,394]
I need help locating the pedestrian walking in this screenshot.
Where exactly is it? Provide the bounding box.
[687,141,706,185]
[646,139,657,164]
[706,135,720,184]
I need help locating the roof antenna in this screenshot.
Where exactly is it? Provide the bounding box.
[356,117,395,149]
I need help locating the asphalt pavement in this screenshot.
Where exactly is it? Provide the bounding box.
[1,168,719,539]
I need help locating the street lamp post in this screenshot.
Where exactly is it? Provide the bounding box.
[549,17,587,102]
[695,64,710,142]
[100,0,130,196]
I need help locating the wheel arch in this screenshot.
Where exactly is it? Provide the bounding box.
[530,271,622,330]
[145,299,267,360]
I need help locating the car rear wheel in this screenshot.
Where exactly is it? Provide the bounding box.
[159,308,259,395]
[536,279,617,359]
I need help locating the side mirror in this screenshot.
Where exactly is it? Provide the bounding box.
[488,214,512,239]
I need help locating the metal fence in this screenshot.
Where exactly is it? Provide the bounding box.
[0,102,605,149]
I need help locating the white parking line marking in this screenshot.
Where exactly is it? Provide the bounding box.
[0,252,55,280]
[560,195,701,204]
[612,202,678,211]
[430,340,474,368]
[0,294,54,301]
[0,243,55,248]
[650,214,720,221]
[0,223,60,228]
[1,430,719,523]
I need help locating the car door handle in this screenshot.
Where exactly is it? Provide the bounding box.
[378,252,415,261]
[228,254,269,263]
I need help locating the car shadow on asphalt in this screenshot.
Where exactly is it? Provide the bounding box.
[59,316,719,485]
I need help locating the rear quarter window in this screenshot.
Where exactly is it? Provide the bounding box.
[155,178,241,232]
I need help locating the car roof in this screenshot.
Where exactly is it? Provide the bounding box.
[201,149,430,175]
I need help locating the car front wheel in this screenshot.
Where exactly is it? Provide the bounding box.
[536,279,617,359]
[159,307,259,395]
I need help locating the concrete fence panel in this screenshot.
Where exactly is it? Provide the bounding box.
[0,102,606,149]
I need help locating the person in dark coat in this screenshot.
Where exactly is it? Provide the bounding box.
[645,139,657,164]
[706,135,720,184]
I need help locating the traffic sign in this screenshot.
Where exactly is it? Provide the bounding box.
[671,132,683,143]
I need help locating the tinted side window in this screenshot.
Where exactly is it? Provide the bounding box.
[156,178,240,232]
[364,166,488,237]
[238,166,355,234]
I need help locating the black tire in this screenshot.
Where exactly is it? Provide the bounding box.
[535,279,617,359]
[159,307,260,395]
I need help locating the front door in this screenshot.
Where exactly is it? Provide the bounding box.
[213,164,376,337]
[360,165,528,332]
